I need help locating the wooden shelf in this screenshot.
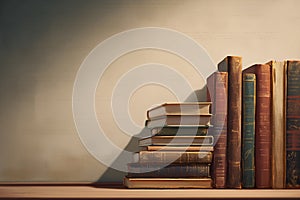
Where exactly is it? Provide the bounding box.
[0,185,299,199]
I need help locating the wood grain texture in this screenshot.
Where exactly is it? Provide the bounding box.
[0,186,299,198]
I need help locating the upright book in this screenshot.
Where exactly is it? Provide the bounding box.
[242,73,256,188]
[218,56,242,188]
[206,71,228,188]
[286,60,300,188]
[267,60,286,189]
[243,64,272,188]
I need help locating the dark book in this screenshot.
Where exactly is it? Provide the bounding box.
[243,64,272,188]
[268,60,286,189]
[127,163,210,178]
[206,71,228,188]
[137,151,212,164]
[242,73,256,188]
[146,145,213,152]
[151,126,209,136]
[147,102,211,119]
[286,60,300,188]
[145,115,212,129]
[138,135,214,147]
[218,56,242,188]
[123,177,213,188]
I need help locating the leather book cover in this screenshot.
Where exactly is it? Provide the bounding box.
[241,73,256,188]
[243,64,272,188]
[207,71,228,188]
[218,56,242,188]
[286,60,300,188]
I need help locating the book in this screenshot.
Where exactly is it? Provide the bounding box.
[137,151,212,164]
[127,163,210,178]
[147,102,211,119]
[242,73,256,188]
[218,56,242,188]
[138,135,214,147]
[206,71,228,188]
[267,60,286,189]
[146,145,213,152]
[243,64,272,188]
[151,126,209,136]
[286,60,300,188]
[123,177,213,188]
[145,115,212,128]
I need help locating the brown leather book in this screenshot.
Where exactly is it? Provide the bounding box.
[243,64,272,188]
[286,60,300,188]
[207,72,228,188]
[218,56,242,188]
[127,163,210,178]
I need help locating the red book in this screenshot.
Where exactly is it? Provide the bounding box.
[243,64,272,188]
[207,72,228,188]
[218,56,242,189]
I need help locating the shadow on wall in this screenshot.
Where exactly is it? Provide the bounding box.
[95,86,208,184]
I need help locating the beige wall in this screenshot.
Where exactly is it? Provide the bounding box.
[0,0,299,182]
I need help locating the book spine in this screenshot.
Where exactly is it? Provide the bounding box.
[270,61,286,189]
[242,73,256,188]
[127,164,210,178]
[138,151,212,164]
[151,127,209,136]
[286,60,300,188]
[253,64,272,188]
[218,56,242,188]
[207,72,228,188]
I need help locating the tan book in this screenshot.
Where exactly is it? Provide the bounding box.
[145,115,212,128]
[146,145,213,152]
[123,177,212,188]
[138,151,212,164]
[267,60,286,189]
[147,102,211,119]
[138,135,214,147]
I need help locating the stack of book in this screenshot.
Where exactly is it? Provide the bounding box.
[123,102,214,188]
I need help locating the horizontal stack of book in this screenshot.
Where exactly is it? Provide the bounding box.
[207,56,300,189]
[124,102,214,188]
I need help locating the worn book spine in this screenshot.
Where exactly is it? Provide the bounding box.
[244,64,272,188]
[286,60,300,188]
[242,73,256,188]
[138,151,212,164]
[207,72,228,188]
[269,61,286,189]
[151,126,209,136]
[218,56,242,188]
[127,163,210,178]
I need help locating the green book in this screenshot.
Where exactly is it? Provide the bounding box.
[242,73,256,188]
